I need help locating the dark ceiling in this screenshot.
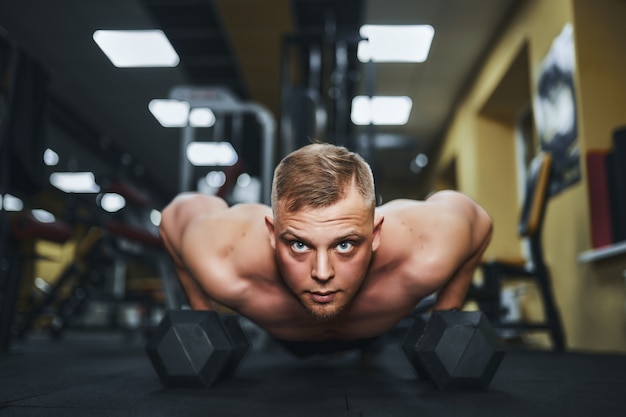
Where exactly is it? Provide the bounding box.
[0,0,521,210]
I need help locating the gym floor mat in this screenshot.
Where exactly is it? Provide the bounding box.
[1,331,625,416]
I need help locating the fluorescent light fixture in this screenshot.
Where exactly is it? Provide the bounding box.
[1,194,23,211]
[150,209,162,227]
[50,172,101,193]
[410,153,429,173]
[358,25,434,63]
[31,209,55,223]
[351,96,412,125]
[34,277,52,294]
[205,171,227,188]
[189,108,216,127]
[44,148,59,166]
[232,174,261,204]
[149,99,190,127]
[93,30,179,67]
[237,173,251,187]
[99,193,126,213]
[186,142,238,166]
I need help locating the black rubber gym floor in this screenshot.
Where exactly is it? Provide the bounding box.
[1,330,625,417]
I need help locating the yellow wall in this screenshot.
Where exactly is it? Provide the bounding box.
[573,0,626,150]
[437,0,626,352]
[570,0,626,352]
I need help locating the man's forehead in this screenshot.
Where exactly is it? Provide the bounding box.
[276,187,371,215]
[274,202,373,232]
[275,199,372,221]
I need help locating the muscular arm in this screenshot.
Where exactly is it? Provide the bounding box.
[426,191,493,311]
[159,193,229,310]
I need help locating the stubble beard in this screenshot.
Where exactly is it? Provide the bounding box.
[307,302,345,321]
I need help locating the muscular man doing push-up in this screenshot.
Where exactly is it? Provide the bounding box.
[159,143,492,356]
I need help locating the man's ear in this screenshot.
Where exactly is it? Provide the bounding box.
[264,215,276,249]
[372,215,384,252]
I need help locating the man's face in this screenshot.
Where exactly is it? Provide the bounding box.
[265,185,383,321]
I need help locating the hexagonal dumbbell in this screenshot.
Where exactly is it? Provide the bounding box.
[400,315,429,378]
[145,310,250,388]
[219,314,251,378]
[402,310,505,390]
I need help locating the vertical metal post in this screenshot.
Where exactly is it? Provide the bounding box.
[333,40,349,147]
[179,125,194,192]
[245,103,275,206]
[363,60,377,165]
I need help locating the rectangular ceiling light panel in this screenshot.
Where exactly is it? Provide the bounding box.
[148,99,190,127]
[93,30,180,67]
[351,96,412,125]
[186,142,238,166]
[50,172,101,193]
[358,25,434,63]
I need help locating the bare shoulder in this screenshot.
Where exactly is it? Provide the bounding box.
[179,202,276,308]
[188,202,271,231]
[424,190,488,218]
[373,191,492,288]
[182,202,273,263]
[376,195,468,258]
[424,191,493,247]
[377,190,490,233]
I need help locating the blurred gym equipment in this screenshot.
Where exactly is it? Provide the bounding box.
[8,180,182,345]
[279,26,362,157]
[0,33,50,351]
[169,86,275,205]
[468,152,566,350]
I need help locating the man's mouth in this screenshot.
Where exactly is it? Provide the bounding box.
[308,291,337,304]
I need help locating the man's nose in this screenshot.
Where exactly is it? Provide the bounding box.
[312,251,334,282]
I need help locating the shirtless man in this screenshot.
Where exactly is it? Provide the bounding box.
[159,143,492,355]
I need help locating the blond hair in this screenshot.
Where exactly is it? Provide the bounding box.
[271,143,375,214]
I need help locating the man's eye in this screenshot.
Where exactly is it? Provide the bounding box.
[336,241,353,253]
[291,241,308,252]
